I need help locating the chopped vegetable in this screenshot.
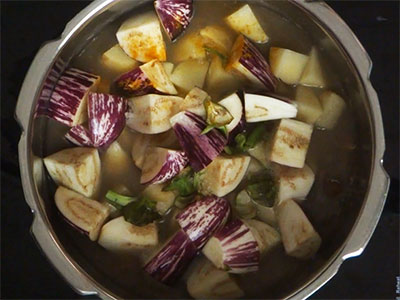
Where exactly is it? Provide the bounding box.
[226,35,277,92]
[176,195,231,249]
[105,190,136,208]
[65,125,92,147]
[126,94,183,134]
[98,217,158,252]
[276,199,321,259]
[55,186,110,241]
[116,11,166,62]
[218,93,243,133]
[244,93,297,123]
[162,61,174,77]
[164,167,196,198]
[172,32,207,62]
[155,0,194,42]
[102,141,132,179]
[243,219,281,254]
[299,47,326,88]
[115,60,177,96]
[142,183,176,215]
[225,123,267,155]
[170,111,227,171]
[204,98,233,127]
[43,147,100,198]
[315,91,346,129]
[170,59,210,93]
[234,189,257,219]
[225,4,268,43]
[36,68,100,127]
[247,140,271,167]
[180,87,208,117]
[101,44,139,73]
[202,219,259,273]
[270,119,313,168]
[140,147,188,184]
[295,86,323,124]
[269,47,309,85]
[205,56,238,99]
[122,195,161,226]
[200,25,233,56]
[246,169,277,207]
[251,199,277,226]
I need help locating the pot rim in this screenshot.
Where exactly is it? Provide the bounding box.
[15,0,390,299]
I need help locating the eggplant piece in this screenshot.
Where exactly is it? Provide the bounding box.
[176,195,231,249]
[36,68,100,127]
[225,4,268,43]
[187,258,244,299]
[170,111,227,171]
[199,25,234,56]
[55,186,110,241]
[180,87,208,117]
[65,125,93,147]
[127,94,183,134]
[276,199,321,259]
[116,60,177,96]
[154,0,194,42]
[243,219,281,254]
[226,35,277,92]
[202,219,259,273]
[252,200,277,226]
[162,61,174,77]
[43,147,101,198]
[218,93,243,132]
[101,44,140,73]
[234,189,257,219]
[116,11,166,62]
[244,93,297,123]
[247,140,271,168]
[315,91,346,129]
[294,86,323,125]
[98,217,158,252]
[142,183,176,215]
[140,147,188,184]
[144,229,198,284]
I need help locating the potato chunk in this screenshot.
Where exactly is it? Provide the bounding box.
[101,44,139,73]
[299,47,326,88]
[315,91,346,129]
[172,32,206,62]
[200,25,233,55]
[170,59,210,93]
[295,86,323,124]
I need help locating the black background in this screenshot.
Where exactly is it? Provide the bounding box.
[1,1,399,299]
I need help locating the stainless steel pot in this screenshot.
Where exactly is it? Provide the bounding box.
[16,0,390,299]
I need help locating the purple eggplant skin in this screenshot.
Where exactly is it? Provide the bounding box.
[36,67,100,126]
[65,125,93,146]
[176,196,231,249]
[171,111,227,171]
[88,92,127,148]
[144,230,198,284]
[154,0,194,42]
[215,219,260,273]
[115,67,159,96]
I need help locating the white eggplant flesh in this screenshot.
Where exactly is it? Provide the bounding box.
[172,32,206,62]
[126,94,183,134]
[187,258,244,299]
[218,93,243,132]
[116,11,166,62]
[294,86,323,125]
[102,141,132,178]
[247,140,271,168]
[199,25,234,56]
[225,4,268,43]
[277,199,321,259]
[270,119,313,168]
[205,56,238,99]
[244,93,297,123]
[315,91,346,129]
[252,200,277,226]
[274,164,315,205]
[44,147,101,198]
[98,217,158,252]
[170,59,210,93]
[140,147,188,184]
[162,62,174,77]
[101,44,140,73]
[55,186,110,241]
[142,183,176,215]
[243,219,281,254]
[299,47,326,88]
[196,155,251,197]
[269,47,309,85]
[202,219,259,274]
[180,87,208,117]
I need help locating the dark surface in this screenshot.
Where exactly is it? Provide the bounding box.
[1,1,398,299]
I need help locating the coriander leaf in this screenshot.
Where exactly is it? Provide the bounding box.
[105,190,136,208]
[122,196,161,226]
[245,123,265,149]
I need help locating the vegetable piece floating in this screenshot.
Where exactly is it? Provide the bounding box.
[226,35,277,92]
[315,91,346,129]
[140,147,188,184]
[170,59,210,93]
[144,229,198,284]
[276,199,321,259]
[115,60,177,96]
[126,94,183,134]
[176,195,231,249]
[170,111,227,171]
[225,4,268,43]
[187,258,244,299]
[36,68,100,127]
[65,125,92,147]
[294,86,323,125]
[172,32,206,62]
[206,56,238,98]
[234,189,257,219]
[200,25,233,56]
[244,93,297,123]
[217,93,243,132]
[43,147,100,198]
[142,183,176,215]
[202,219,260,273]
[101,44,140,73]
[116,11,166,62]
[55,186,110,241]
[269,47,309,85]
[154,0,194,42]
[162,62,174,77]
[244,219,281,254]
[179,87,209,117]
[270,119,313,168]
[102,141,132,178]
[247,140,271,167]
[274,164,315,205]
[122,195,162,226]
[164,167,197,208]
[98,217,158,252]
[299,47,326,88]
[204,98,233,128]
[196,155,250,197]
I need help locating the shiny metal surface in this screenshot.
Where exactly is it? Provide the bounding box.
[16,0,390,299]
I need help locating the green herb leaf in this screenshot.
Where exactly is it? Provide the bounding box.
[122,196,161,226]
[224,146,233,155]
[201,124,216,135]
[245,123,265,149]
[204,46,227,63]
[105,190,136,208]
[164,167,196,196]
[246,169,277,207]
